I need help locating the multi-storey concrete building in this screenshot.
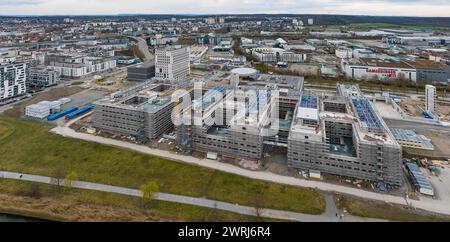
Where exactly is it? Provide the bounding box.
[0,62,27,101]
[425,84,437,113]
[176,75,305,158]
[46,54,116,79]
[127,62,155,81]
[92,80,178,141]
[155,46,190,82]
[287,92,403,187]
[29,67,60,88]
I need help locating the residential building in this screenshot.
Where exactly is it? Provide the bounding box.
[425,84,437,113]
[29,67,60,88]
[0,62,27,101]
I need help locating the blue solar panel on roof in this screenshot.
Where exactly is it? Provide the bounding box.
[352,99,384,132]
[300,94,318,108]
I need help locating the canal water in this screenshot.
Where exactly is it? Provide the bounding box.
[0,213,45,222]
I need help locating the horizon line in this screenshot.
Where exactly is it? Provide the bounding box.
[1,13,450,18]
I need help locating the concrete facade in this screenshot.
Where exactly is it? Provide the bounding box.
[287,92,403,187]
[155,46,190,82]
[92,81,176,140]
[0,62,27,101]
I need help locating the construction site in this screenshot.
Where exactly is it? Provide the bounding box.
[91,80,181,141]
[170,73,404,188]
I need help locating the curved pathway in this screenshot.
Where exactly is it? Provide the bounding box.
[51,126,450,216]
[0,171,385,222]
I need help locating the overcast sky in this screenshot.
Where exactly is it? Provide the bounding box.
[1,0,450,17]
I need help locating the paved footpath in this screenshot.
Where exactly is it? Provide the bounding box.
[0,171,385,222]
[50,126,450,216]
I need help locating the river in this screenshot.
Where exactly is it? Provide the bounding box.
[0,213,45,222]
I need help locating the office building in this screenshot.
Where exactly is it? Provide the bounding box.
[155,46,190,82]
[127,62,155,81]
[92,81,180,141]
[287,93,403,187]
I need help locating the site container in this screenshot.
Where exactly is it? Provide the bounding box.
[47,106,78,121]
[65,105,93,120]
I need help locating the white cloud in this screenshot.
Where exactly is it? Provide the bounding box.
[0,0,449,17]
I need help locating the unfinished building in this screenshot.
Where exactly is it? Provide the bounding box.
[92,80,177,141]
[287,93,403,187]
[176,75,304,159]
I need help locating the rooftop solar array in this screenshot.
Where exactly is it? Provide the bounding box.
[352,99,384,133]
[300,94,318,109]
[391,128,434,149]
[406,163,434,194]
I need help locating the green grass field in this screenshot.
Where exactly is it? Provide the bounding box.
[335,195,450,222]
[0,122,14,141]
[0,116,325,215]
[0,179,271,222]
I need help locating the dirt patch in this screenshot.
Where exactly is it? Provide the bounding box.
[407,131,450,158]
[438,103,450,122]
[0,193,171,222]
[400,97,424,117]
[4,86,84,118]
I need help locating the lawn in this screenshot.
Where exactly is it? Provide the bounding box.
[0,179,270,222]
[0,122,14,140]
[0,115,325,215]
[335,195,450,222]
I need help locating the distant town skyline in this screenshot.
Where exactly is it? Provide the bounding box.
[1,0,450,17]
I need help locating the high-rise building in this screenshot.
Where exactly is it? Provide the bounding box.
[219,17,225,24]
[425,85,437,113]
[0,62,27,101]
[155,46,190,82]
[206,17,216,25]
[308,18,314,25]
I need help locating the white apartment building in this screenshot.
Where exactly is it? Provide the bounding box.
[49,57,116,79]
[206,17,216,25]
[425,85,437,113]
[29,68,60,87]
[0,62,27,101]
[155,46,190,82]
[252,47,307,63]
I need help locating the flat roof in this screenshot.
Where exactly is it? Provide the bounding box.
[297,107,319,121]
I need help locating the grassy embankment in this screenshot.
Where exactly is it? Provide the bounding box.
[335,195,450,222]
[0,179,269,222]
[0,115,325,216]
